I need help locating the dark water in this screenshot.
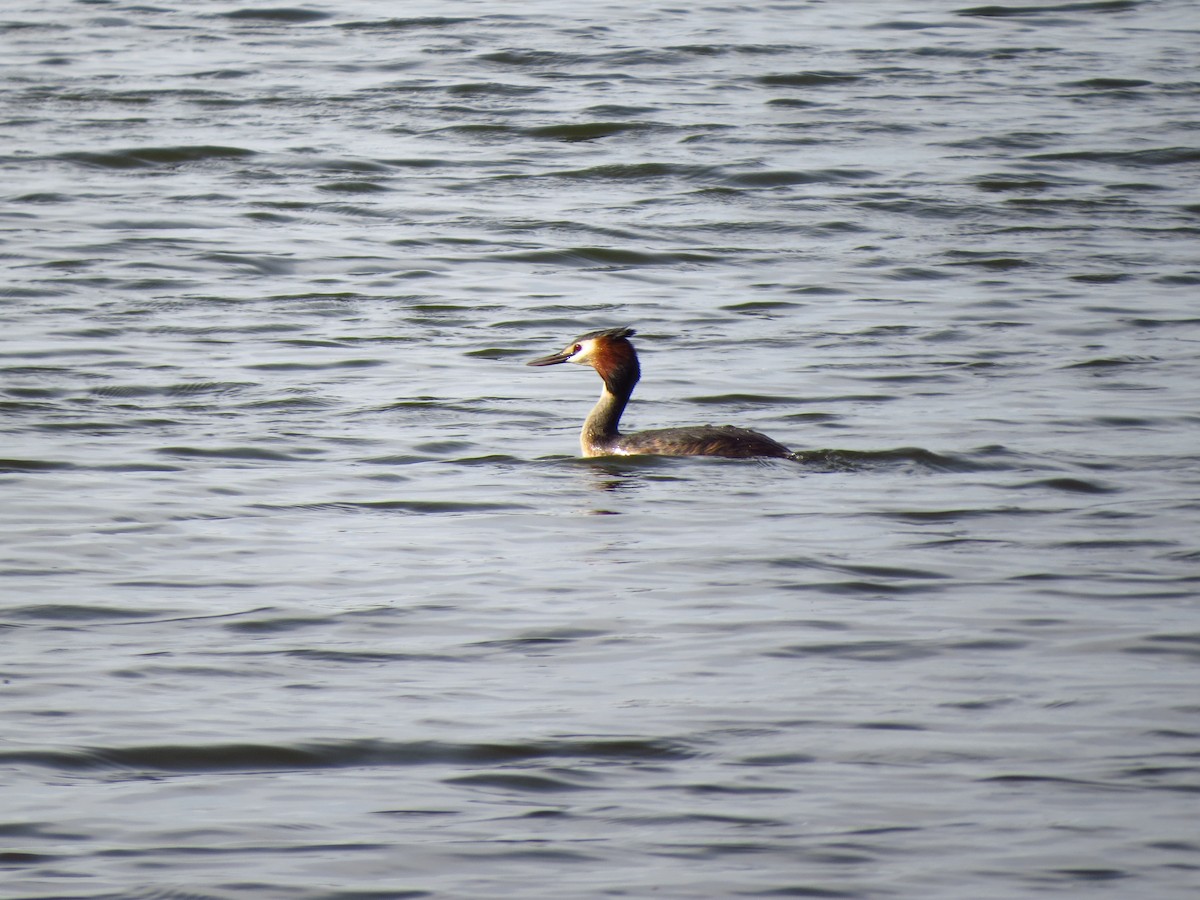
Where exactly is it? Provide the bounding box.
[3,1,1199,897]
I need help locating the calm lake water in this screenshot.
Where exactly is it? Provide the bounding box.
[2,1,1199,898]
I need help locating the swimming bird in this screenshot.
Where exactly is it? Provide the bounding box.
[527,326,794,459]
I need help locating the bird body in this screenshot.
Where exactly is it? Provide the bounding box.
[527,327,793,460]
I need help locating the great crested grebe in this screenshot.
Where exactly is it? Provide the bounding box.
[527,326,794,459]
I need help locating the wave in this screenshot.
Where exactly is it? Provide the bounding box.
[56,145,256,169]
[0,737,695,774]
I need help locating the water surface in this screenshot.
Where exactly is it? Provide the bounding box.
[2,1,1199,898]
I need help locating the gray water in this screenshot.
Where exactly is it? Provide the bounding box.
[3,1,1199,898]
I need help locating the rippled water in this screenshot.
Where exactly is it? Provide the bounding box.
[3,1,1199,897]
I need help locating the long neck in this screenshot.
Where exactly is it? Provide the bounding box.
[581,352,639,455]
[582,384,630,449]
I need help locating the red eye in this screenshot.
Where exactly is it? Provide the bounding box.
[573,344,582,353]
